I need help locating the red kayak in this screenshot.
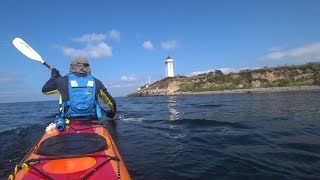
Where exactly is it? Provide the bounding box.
[8,119,131,180]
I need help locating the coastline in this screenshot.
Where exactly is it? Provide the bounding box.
[128,86,320,97]
[173,86,320,96]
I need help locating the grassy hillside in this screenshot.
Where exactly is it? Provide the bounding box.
[129,62,320,96]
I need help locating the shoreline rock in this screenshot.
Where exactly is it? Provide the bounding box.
[127,86,320,97]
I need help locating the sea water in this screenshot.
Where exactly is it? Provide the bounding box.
[0,91,320,179]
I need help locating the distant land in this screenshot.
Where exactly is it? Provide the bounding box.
[128,62,320,97]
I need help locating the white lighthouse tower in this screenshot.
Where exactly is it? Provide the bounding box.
[165,56,174,77]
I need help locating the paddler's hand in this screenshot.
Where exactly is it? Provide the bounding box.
[106,110,116,120]
[51,68,61,78]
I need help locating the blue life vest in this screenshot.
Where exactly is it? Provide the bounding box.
[60,73,102,119]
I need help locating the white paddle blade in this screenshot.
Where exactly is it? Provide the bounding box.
[12,37,44,63]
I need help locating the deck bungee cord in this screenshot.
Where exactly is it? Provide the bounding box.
[9,154,120,180]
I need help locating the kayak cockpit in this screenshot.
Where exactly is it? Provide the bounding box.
[37,133,107,156]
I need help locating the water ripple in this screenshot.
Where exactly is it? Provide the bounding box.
[1,92,320,179]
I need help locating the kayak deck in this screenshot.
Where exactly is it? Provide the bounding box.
[10,120,131,180]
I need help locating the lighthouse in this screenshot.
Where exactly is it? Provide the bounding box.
[165,56,174,77]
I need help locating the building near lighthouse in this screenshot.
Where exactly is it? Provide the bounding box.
[165,56,174,77]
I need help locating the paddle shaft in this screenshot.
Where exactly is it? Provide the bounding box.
[43,62,53,70]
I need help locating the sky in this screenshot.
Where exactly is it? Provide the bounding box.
[1,0,320,103]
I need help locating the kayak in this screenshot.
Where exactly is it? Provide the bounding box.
[8,119,131,180]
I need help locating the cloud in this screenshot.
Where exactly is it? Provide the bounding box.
[268,45,284,52]
[0,72,20,85]
[73,33,107,43]
[106,74,166,96]
[60,31,121,59]
[110,83,139,88]
[259,42,320,62]
[73,31,120,43]
[142,41,154,50]
[62,42,112,58]
[108,29,120,41]
[108,84,121,88]
[190,70,212,76]
[0,91,21,97]
[190,68,238,76]
[218,68,237,74]
[161,40,178,50]
[107,77,142,96]
[120,74,138,82]
[109,74,149,90]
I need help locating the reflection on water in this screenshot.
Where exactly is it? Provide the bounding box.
[167,96,180,120]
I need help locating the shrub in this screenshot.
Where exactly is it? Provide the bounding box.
[313,72,320,85]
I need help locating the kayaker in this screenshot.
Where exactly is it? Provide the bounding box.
[42,57,116,119]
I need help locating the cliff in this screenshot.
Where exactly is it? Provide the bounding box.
[128,62,320,97]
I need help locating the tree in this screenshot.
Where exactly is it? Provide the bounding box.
[215,70,224,76]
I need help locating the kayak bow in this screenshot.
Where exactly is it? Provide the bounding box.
[9,119,131,180]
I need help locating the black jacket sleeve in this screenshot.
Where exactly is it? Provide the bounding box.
[42,76,69,103]
[42,77,59,95]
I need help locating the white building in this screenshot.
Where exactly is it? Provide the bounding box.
[165,56,174,77]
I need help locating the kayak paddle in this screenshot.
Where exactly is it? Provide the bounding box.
[12,37,113,119]
[12,37,53,70]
